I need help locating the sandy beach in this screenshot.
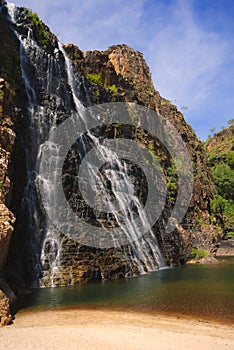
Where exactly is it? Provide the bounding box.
[0,309,233,350]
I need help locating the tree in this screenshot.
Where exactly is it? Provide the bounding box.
[211,195,234,229]
[212,163,234,200]
[227,118,234,126]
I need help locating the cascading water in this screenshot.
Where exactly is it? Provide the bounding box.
[5,1,165,287]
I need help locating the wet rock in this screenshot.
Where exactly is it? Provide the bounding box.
[199,256,219,264]
[216,238,234,256]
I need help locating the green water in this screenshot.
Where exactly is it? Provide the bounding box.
[13,258,234,324]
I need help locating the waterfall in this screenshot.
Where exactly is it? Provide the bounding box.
[5,2,165,287]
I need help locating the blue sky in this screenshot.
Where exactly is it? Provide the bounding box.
[10,0,234,140]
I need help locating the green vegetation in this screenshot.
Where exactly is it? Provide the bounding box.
[212,163,234,200]
[27,10,50,49]
[166,164,177,202]
[227,118,234,126]
[145,150,177,203]
[167,180,177,202]
[210,127,216,134]
[191,247,207,259]
[95,88,100,100]
[86,73,118,96]
[227,231,234,239]
[181,105,188,113]
[148,142,155,157]
[87,73,102,85]
[0,17,21,98]
[211,195,234,229]
[73,51,80,59]
[147,143,159,170]
[134,150,178,201]
[108,84,118,94]
[129,113,138,124]
[206,118,234,142]
[0,180,8,196]
[206,123,234,231]
[127,103,139,124]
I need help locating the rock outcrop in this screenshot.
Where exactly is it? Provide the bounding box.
[206,125,234,154]
[216,238,234,256]
[0,77,16,325]
[0,5,21,322]
[65,43,223,255]
[0,289,12,326]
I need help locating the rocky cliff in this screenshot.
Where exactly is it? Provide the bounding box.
[0,78,16,325]
[65,43,223,251]
[0,1,224,314]
[206,125,234,154]
[0,2,21,323]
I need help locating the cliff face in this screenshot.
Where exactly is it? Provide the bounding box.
[0,79,16,325]
[0,1,223,303]
[65,43,222,252]
[206,125,234,153]
[0,79,15,268]
[0,3,21,323]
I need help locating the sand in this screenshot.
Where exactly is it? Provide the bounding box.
[0,309,233,350]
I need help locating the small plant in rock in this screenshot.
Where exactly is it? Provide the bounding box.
[191,247,207,259]
[26,10,50,49]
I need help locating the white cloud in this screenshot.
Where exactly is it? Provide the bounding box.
[146,0,230,109]
[13,0,145,49]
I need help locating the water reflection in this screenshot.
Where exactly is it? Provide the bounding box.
[12,258,234,323]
